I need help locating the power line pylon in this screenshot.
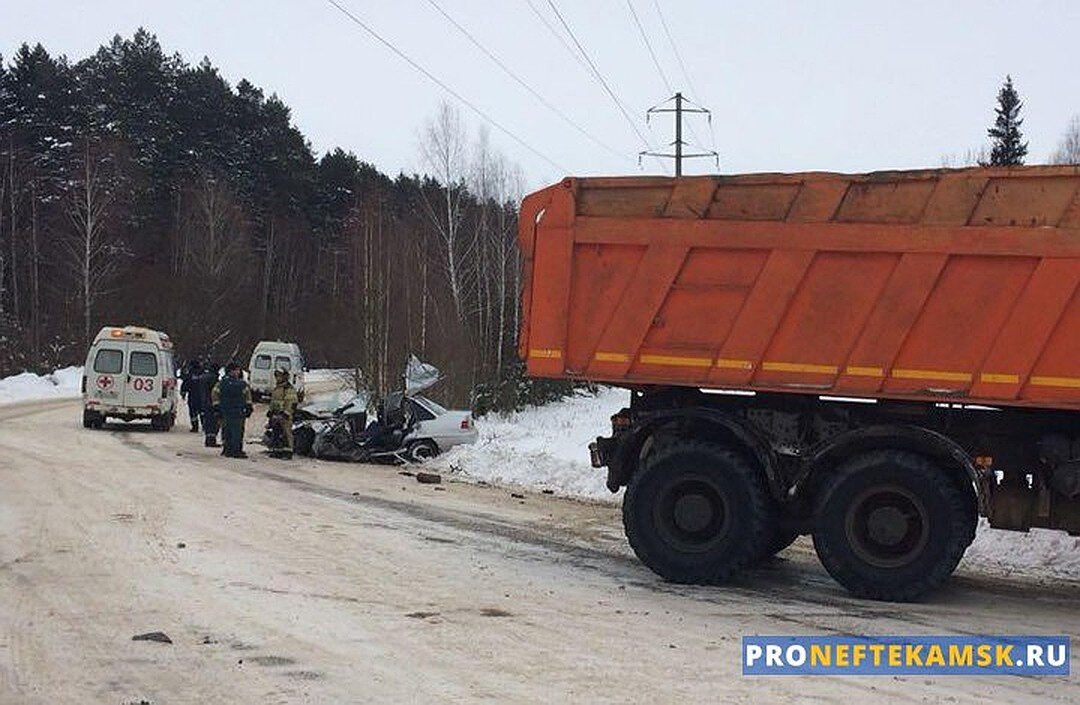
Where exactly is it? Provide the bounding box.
[639,92,719,176]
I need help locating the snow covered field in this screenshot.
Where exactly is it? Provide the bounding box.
[0,366,83,405]
[432,386,628,500]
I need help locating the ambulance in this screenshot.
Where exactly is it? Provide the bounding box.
[82,326,178,430]
[248,340,305,402]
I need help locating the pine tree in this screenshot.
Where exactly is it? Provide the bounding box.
[987,75,1028,166]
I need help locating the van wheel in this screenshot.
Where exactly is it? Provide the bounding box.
[83,410,103,429]
[623,440,771,584]
[407,439,440,462]
[811,450,976,602]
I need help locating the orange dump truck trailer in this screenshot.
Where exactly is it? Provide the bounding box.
[518,167,1080,600]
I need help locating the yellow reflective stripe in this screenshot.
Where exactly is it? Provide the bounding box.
[529,348,562,360]
[891,368,972,383]
[594,351,630,363]
[639,354,712,368]
[762,361,839,375]
[845,365,884,377]
[714,358,754,371]
[980,373,1020,384]
[1030,375,1080,388]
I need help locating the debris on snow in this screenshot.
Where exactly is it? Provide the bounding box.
[132,631,172,644]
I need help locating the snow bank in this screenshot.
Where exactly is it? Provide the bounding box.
[432,387,629,500]
[0,366,83,406]
[961,520,1080,581]
[433,386,1080,580]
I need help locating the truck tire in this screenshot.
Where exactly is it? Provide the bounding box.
[83,410,103,429]
[811,450,976,602]
[623,440,771,584]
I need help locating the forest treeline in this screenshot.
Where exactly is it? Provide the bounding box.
[0,29,563,409]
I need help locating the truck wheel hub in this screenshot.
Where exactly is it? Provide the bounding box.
[657,479,730,551]
[845,486,929,568]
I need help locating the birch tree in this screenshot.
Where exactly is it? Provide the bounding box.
[1051,116,1080,165]
[419,101,468,322]
[61,140,122,342]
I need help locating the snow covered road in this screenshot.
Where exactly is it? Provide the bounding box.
[0,398,1077,703]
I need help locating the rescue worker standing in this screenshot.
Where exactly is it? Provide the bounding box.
[212,361,253,458]
[200,362,221,448]
[179,359,204,432]
[268,367,299,459]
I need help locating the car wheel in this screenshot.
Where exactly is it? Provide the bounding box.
[407,439,440,462]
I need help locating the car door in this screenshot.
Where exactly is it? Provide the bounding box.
[126,343,161,410]
[89,346,125,406]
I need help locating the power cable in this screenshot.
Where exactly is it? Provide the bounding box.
[648,0,717,154]
[423,0,631,164]
[544,0,667,172]
[523,0,599,84]
[626,0,672,93]
[324,0,568,173]
[626,0,706,154]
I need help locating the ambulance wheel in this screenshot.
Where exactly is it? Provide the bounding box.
[623,440,771,584]
[812,450,976,602]
[83,410,104,429]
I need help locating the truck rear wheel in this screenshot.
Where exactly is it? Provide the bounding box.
[812,450,976,601]
[623,440,771,584]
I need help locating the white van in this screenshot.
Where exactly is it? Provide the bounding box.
[248,341,305,401]
[82,326,178,430]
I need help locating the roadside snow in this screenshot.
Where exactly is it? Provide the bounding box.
[961,520,1080,581]
[432,387,629,500]
[433,386,1080,580]
[0,367,83,406]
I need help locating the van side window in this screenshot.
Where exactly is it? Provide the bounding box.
[274,356,292,371]
[254,355,272,369]
[94,349,123,374]
[130,351,159,376]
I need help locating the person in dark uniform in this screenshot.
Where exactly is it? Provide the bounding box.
[199,362,221,447]
[179,359,204,432]
[211,361,253,458]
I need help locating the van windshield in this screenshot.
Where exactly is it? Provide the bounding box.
[130,351,158,376]
[274,356,292,371]
[254,355,272,370]
[94,349,123,374]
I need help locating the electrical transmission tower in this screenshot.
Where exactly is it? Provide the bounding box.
[640,92,719,176]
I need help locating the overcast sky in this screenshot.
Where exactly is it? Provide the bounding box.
[3,1,1078,189]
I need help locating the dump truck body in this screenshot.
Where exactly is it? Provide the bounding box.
[518,167,1080,601]
[520,167,1080,409]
